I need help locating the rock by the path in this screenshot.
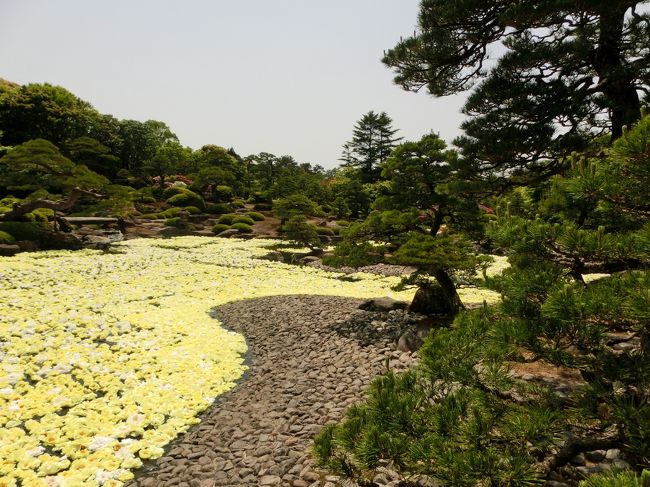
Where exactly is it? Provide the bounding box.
[216,229,241,238]
[359,297,408,312]
[0,244,20,256]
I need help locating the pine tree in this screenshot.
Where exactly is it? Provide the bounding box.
[340,111,402,183]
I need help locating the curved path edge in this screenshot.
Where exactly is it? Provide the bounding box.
[127,295,417,487]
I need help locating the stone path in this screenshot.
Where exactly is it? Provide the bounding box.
[127,295,417,487]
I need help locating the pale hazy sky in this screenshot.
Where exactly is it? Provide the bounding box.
[0,0,467,168]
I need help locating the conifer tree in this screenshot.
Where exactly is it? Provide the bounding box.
[340,111,402,183]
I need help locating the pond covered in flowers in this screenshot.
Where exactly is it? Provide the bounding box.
[0,237,501,486]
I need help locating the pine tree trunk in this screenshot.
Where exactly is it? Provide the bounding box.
[595,5,641,140]
[431,267,465,316]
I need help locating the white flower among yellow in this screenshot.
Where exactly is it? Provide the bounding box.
[0,237,501,485]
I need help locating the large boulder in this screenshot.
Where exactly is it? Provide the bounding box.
[408,285,453,315]
[217,229,241,238]
[0,244,21,256]
[359,297,409,312]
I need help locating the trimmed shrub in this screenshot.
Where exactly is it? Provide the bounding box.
[140,213,162,219]
[160,207,184,218]
[231,198,246,208]
[232,216,255,226]
[183,206,202,215]
[217,213,238,225]
[164,217,181,227]
[137,196,156,203]
[231,222,253,233]
[211,223,231,234]
[167,190,204,209]
[0,222,47,241]
[336,220,350,227]
[316,226,335,236]
[162,186,188,199]
[245,211,265,221]
[0,230,16,244]
[319,204,332,214]
[205,203,230,214]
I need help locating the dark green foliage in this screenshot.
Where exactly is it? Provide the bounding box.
[205,203,230,214]
[230,222,253,233]
[0,221,47,241]
[245,211,265,221]
[140,213,162,220]
[217,213,238,225]
[211,223,231,234]
[0,230,15,243]
[166,190,203,209]
[231,216,255,226]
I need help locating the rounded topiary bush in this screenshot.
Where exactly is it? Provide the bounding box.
[205,203,230,214]
[212,223,231,234]
[316,226,335,236]
[336,220,350,227]
[231,199,246,209]
[245,211,265,221]
[160,207,183,218]
[231,222,253,233]
[0,230,16,244]
[162,186,188,199]
[183,206,202,215]
[140,213,162,219]
[0,222,46,241]
[217,213,238,225]
[167,190,204,209]
[164,217,181,227]
[232,216,255,226]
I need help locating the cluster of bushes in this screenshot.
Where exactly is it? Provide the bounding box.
[210,211,265,235]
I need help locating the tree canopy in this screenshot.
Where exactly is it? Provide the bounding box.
[383,0,650,186]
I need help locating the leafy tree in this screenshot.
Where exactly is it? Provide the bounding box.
[340,111,402,183]
[0,83,98,146]
[118,119,178,174]
[143,140,188,190]
[383,0,650,185]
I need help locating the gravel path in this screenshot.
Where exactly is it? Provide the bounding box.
[127,295,417,487]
